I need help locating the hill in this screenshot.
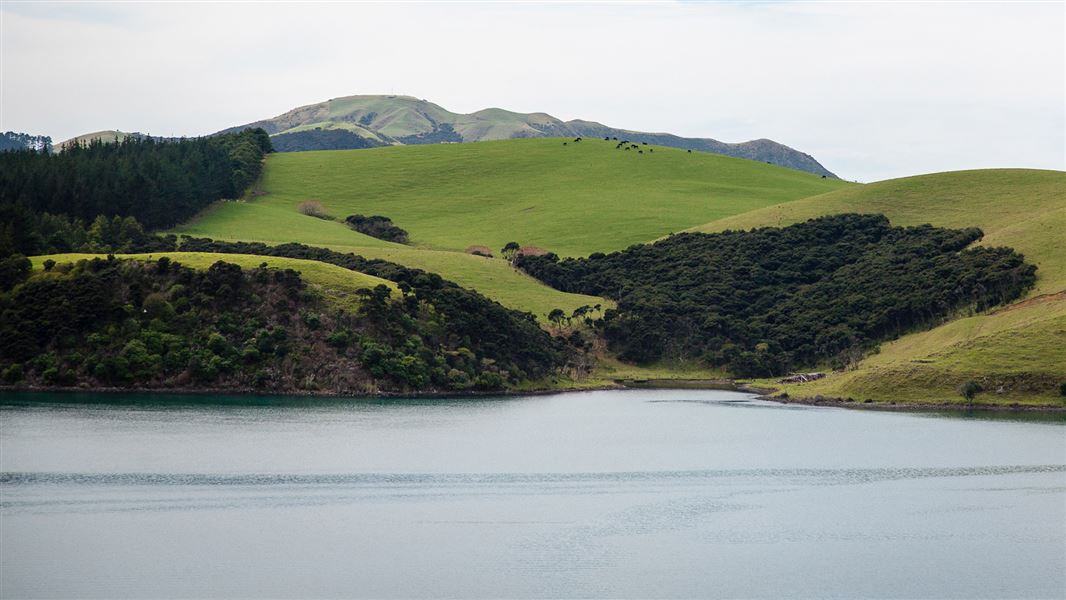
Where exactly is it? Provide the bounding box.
[222,94,837,177]
[170,138,846,316]
[688,169,1066,405]
[55,130,140,151]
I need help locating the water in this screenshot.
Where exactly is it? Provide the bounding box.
[1,389,1063,599]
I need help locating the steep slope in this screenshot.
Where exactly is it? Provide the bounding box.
[689,169,1066,405]
[222,94,837,177]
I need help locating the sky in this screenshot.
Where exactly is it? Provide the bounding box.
[1,1,1063,182]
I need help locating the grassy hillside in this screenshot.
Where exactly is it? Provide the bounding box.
[207,137,847,256]
[171,137,842,317]
[31,252,399,311]
[171,210,610,320]
[774,295,1066,406]
[694,169,1066,405]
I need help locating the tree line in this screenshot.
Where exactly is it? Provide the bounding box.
[0,129,271,257]
[516,214,1036,376]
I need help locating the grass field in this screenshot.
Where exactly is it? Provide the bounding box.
[31,252,400,311]
[695,168,1066,406]
[242,137,848,256]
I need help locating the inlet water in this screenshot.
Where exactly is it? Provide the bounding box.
[1,389,1063,598]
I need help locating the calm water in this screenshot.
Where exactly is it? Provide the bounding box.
[1,389,1064,599]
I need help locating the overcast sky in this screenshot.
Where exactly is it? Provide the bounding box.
[2,1,1062,181]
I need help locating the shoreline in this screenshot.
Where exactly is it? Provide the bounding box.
[3,379,1064,412]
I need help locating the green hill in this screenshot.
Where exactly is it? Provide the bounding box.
[204,137,847,256]
[222,94,837,176]
[55,130,140,151]
[171,137,845,317]
[691,169,1066,405]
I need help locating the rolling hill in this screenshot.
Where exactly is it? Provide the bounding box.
[689,169,1066,405]
[170,137,846,317]
[222,94,837,177]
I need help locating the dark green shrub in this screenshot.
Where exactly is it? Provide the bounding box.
[474,371,504,390]
[958,380,983,401]
[344,215,409,243]
[0,254,31,291]
[2,363,24,383]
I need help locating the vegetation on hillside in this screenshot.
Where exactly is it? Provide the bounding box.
[0,131,51,153]
[271,128,384,152]
[517,214,1036,376]
[0,129,271,243]
[170,237,576,378]
[693,169,1066,295]
[1,256,570,393]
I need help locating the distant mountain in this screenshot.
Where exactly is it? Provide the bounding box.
[1,131,52,153]
[221,95,837,177]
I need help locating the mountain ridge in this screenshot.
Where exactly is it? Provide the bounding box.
[220,94,837,177]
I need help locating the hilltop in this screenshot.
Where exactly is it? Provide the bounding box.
[52,130,186,152]
[221,94,836,177]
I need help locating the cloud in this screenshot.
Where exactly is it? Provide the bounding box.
[1,1,1062,181]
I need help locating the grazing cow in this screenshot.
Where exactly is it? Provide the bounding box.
[563,142,568,146]
[641,142,647,145]
[638,150,643,154]
[821,175,827,179]
[687,149,692,153]
[604,136,610,141]
[649,148,653,153]
[625,147,631,151]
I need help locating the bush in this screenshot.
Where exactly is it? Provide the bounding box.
[297,200,331,220]
[2,363,24,383]
[0,254,31,291]
[958,380,983,401]
[474,371,504,390]
[344,214,409,243]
